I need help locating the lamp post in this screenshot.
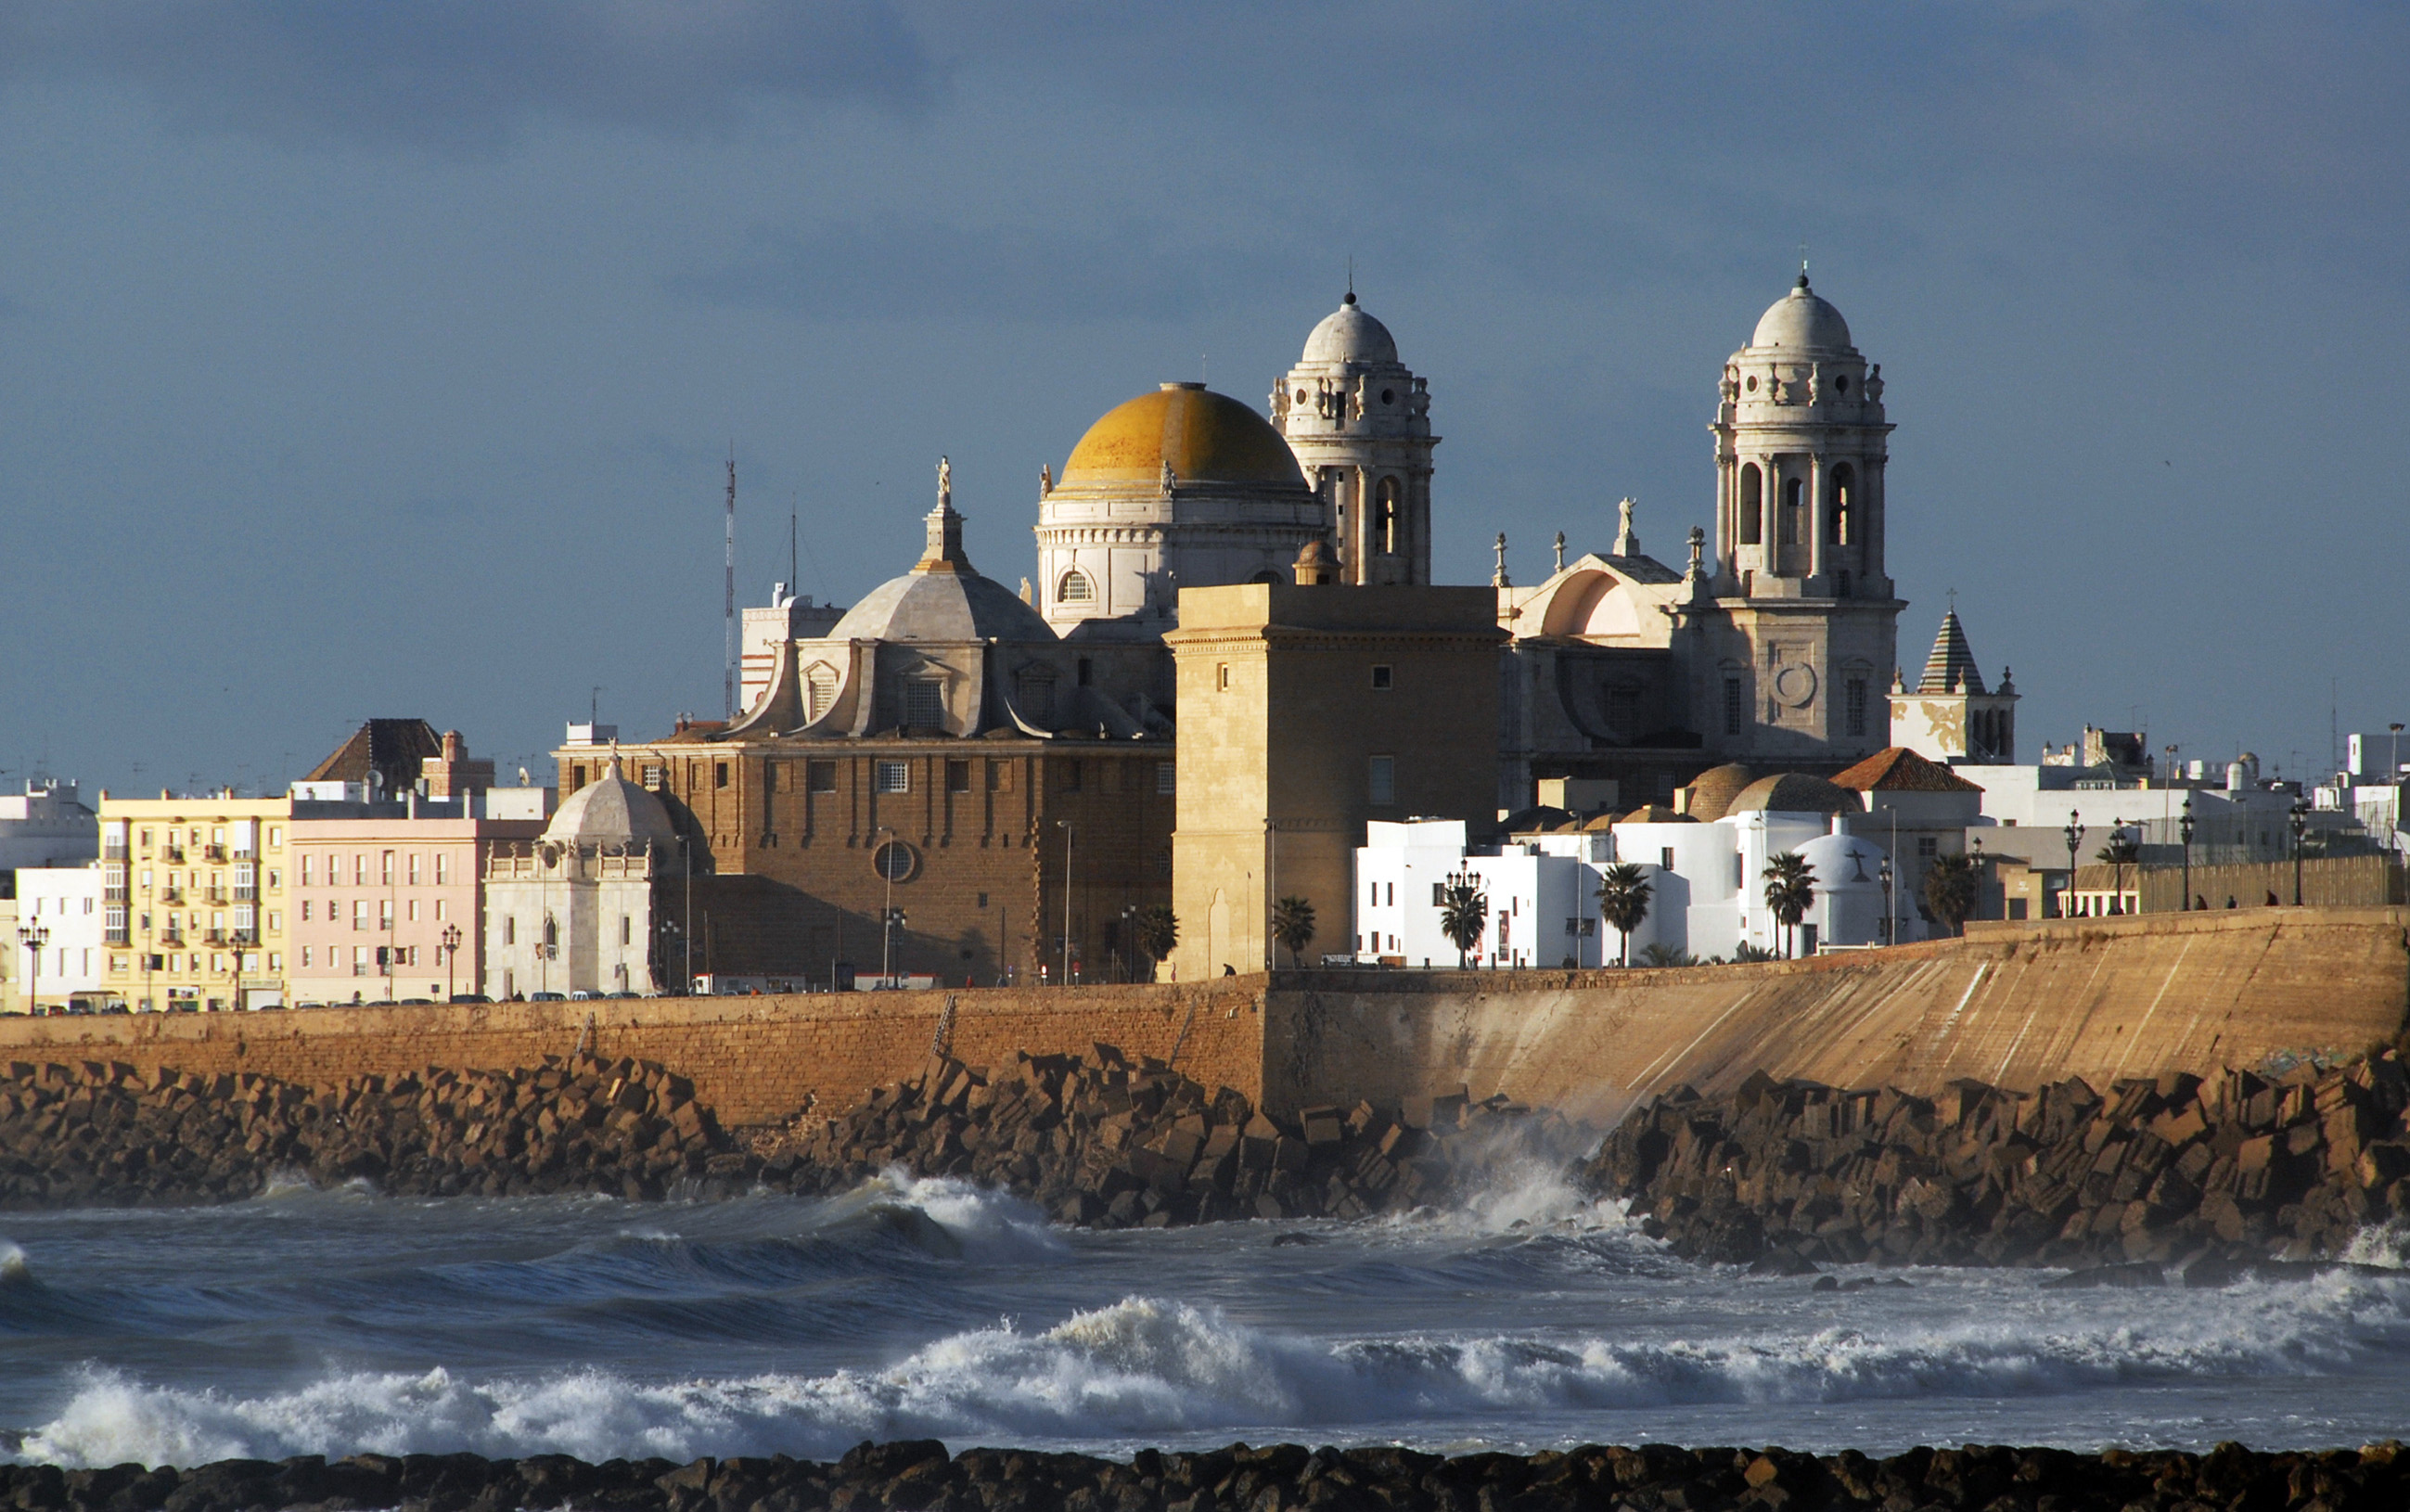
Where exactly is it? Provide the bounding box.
[2109,819,2126,916]
[1119,903,1140,982]
[1878,858,1893,943]
[1969,836,1985,922]
[2062,810,2085,919]
[1056,819,1075,987]
[873,824,898,986]
[2179,798,2196,912]
[441,922,463,1001]
[2290,800,2310,906]
[17,923,47,1016]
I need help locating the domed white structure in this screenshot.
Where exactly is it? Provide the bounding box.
[1272,291,1435,586]
[485,756,679,998]
[544,758,682,848]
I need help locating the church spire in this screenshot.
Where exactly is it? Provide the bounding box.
[1916,609,1985,695]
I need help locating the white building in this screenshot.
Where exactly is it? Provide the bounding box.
[1355,775,1895,969]
[483,759,679,998]
[8,864,108,1012]
[1,778,97,878]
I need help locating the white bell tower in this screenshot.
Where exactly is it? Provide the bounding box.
[1271,292,1437,585]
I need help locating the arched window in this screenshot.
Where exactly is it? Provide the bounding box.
[1830,464,1855,545]
[1374,478,1401,555]
[1056,569,1092,604]
[1738,465,1763,545]
[1781,476,1804,545]
[804,663,837,721]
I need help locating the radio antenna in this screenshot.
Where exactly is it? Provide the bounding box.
[724,447,737,721]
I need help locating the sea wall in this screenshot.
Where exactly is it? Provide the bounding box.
[1259,907,2410,1122]
[1,909,2401,1130]
[0,980,1269,1129]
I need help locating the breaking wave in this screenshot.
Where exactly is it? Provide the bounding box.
[19,1270,2410,1467]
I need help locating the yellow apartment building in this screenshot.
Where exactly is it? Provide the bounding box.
[96,793,294,1011]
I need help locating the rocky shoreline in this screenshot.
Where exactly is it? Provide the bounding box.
[0,1439,2402,1511]
[0,1046,1571,1225]
[1583,1055,2410,1271]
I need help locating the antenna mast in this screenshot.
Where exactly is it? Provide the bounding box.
[724,450,737,721]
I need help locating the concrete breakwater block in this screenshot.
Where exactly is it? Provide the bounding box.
[0,1438,2399,1511]
[1585,1051,2410,1270]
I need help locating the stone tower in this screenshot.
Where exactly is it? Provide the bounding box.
[1695,274,1904,767]
[1271,293,1436,586]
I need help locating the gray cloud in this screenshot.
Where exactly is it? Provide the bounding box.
[668,216,1285,323]
[0,1,934,153]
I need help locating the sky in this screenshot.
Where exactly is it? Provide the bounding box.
[2,2,2404,797]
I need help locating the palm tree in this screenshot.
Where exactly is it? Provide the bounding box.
[1922,852,1981,937]
[1595,863,1652,967]
[2096,832,2142,915]
[1132,905,1178,974]
[1270,895,1317,967]
[1636,942,1699,967]
[1437,880,1489,969]
[1762,851,1817,958]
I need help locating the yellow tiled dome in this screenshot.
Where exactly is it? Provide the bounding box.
[1059,382,1306,489]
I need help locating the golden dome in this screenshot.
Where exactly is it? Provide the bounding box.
[1059,382,1306,489]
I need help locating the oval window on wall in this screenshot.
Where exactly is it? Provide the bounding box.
[872,841,918,883]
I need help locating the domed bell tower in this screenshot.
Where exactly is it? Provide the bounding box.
[1272,292,1437,586]
[1699,274,1904,767]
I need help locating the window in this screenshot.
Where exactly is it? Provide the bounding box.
[1781,476,1804,545]
[1918,837,1939,858]
[380,852,394,885]
[1370,664,1393,691]
[1830,463,1855,544]
[378,900,394,930]
[300,946,311,968]
[1057,569,1093,604]
[946,760,971,793]
[809,760,838,793]
[353,900,368,930]
[353,854,365,885]
[905,679,944,728]
[620,916,631,946]
[872,841,916,882]
[570,764,586,792]
[435,853,450,886]
[988,760,1012,793]
[434,900,446,922]
[875,760,910,793]
[267,826,281,848]
[1386,883,1395,906]
[1846,678,1868,737]
[1738,465,1763,545]
[1374,477,1401,554]
[715,762,730,788]
[1156,762,1175,795]
[407,853,420,886]
[542,915,558,949]
[805,665,837,721]
[1059,760,1083,793]
[1217,663,1231,691]
[1368,755,1395,806]
[407,899,419,922]
[301,901,313,922]
[301,854,314,886]
[1661,847,1675,870]
[504,916,516,945]
[1723,677,1746,736]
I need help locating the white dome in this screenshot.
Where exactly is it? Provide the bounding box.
[1750,275,1854,352]
[1799,833,1886,891]
[545,761,681,848]
[1301,293,1398,365]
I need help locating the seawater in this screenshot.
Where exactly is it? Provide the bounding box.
[5,1164,2410,1468]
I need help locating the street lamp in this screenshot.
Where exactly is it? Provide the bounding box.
[1119,903,1140,982]
[1878,858,1893,943]
[1969,836,1985,922]
[2062,810,2085,920]
[1055,819,1076,986]
[2108,819,2126,915]
[2289,800,2310,906]
[874,824,899,986]
[441,922,463,1001]
[2178,797,2196,912]
[17,923,48,1015]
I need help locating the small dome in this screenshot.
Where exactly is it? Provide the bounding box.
[1615,805,1698,825]
[1301,293,1399,365]
[1750,275,1854,352]
[1682,762,1760,823]
[1728,773,1861,817]
[546,761,681,848]
[1059,383,1307,489]
[1799,833,1887,889]
[829,566,1056,645]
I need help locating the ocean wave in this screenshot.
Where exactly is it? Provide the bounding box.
[19,1274,2410,1467]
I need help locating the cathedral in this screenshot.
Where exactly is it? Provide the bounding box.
[566,273,1942,985]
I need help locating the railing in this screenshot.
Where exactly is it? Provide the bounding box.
[204,929,224,945]
[160,888,183,903]
[202,844,225,862]
[234,886,257,902]
[160,930,184,946]
[104,929,129,945]
[162,847,186,863]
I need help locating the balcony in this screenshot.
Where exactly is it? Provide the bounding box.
[162,847,186,863]
[203,844,226,862]
[160,930,185,946]
[103,844,128,861]
[160,888,184,903]
[204,888,228,904]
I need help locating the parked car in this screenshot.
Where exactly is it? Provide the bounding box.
[529,992,568,1002]
[449,993,493,1004]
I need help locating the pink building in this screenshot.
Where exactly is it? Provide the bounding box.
[287,815,543,1005]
